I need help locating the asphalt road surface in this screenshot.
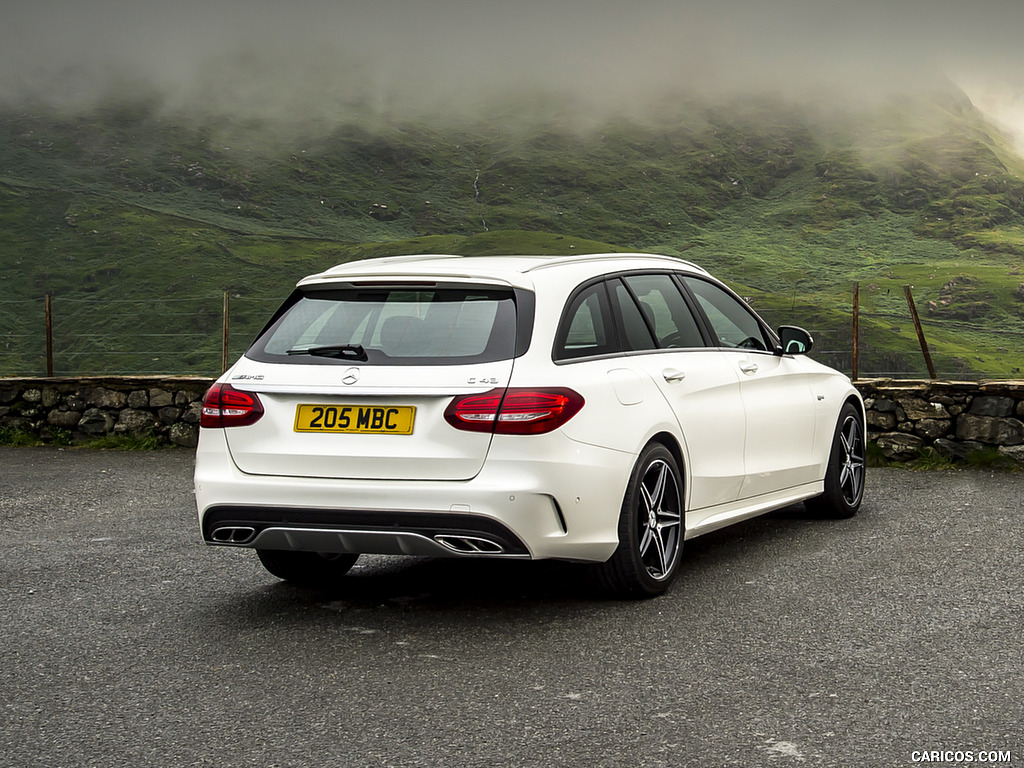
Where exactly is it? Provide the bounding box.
[1,447,1021,768]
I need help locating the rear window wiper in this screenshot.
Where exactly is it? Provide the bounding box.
[286,344,368,361]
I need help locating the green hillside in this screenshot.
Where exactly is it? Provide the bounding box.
[2,89,1023,378]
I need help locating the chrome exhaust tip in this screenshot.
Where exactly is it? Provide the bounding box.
[433,534,505,555]
[210,526,257,545]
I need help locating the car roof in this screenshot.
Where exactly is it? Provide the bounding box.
[298,253,711,289]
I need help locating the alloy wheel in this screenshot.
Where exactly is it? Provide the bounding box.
[636,458,683,581]
[838,414,866,507]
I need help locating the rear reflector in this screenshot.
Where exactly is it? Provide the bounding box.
[444,388,584,435]
[200,383,264,428]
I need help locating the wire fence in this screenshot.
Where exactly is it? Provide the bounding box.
[0,294,283,377]
[776,319,1022,381]
[0,292,1021,379]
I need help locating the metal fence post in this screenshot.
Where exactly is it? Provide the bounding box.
[222,292,230,373]
[904,284,936,379]
[852,282,859,381]
[44,293,54,377]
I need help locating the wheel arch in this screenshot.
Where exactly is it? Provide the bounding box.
[844,392,866,422]
[646,431,687,499]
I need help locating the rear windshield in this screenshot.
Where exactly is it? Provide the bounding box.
[246,285,521,365]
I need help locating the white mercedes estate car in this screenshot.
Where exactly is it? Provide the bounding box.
[195,253,865,596]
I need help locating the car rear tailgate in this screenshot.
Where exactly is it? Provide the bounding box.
[222,361,513,481]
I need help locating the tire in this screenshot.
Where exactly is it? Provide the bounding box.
[256,549,359,587]
[595,443,685,598]
[806,402,866,518]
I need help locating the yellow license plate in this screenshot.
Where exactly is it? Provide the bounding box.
[294,404,416,434]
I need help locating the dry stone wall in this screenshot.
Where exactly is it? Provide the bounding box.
[1,376,1023,464]
[0,376,212,448]
[857,379,1024,464]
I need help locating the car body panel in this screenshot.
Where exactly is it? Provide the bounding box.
[730,349,821,499]
[616,348,748,509]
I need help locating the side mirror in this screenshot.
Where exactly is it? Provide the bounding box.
[778,326,813,355]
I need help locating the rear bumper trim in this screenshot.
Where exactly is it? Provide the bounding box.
[202,504,531,557]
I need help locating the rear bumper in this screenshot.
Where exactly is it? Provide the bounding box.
[194,429,633,562]
[202,504,532,557]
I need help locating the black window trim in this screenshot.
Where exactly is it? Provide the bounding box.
[618,272,717,351]
[553,269,733,364]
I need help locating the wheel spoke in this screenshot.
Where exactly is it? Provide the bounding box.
[848,458,864,498]
[640,483,654,516]
[658,512,681,529]
[652,528,669,576]
[839,464,854,497]
[638,523,654,557]
[648,462,668,510]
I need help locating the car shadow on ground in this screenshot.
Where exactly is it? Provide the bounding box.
[203,501,840,618]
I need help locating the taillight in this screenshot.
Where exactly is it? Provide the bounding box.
[444,387,584,435]
[200,383,264,428]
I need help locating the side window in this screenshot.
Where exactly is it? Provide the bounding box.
[621,274,705,349]
[554,282,616,360]
[683,277,770,351]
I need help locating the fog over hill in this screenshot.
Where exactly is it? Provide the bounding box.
[4,0,1024,136]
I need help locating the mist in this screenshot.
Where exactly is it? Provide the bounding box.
[3,0,1024,133]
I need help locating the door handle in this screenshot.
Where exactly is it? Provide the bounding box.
[662,368,686,383]
[738,362,759,375]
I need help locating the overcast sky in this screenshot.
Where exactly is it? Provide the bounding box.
[3,0,1024,130]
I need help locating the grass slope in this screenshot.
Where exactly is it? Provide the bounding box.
[2,89,1023,377]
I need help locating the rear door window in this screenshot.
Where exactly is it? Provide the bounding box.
[611,280,658,352]
[619,274,706,349]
